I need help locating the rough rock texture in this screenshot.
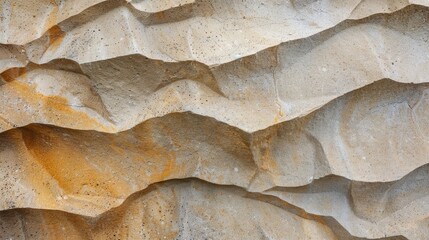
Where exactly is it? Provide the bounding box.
[0,0,428,239]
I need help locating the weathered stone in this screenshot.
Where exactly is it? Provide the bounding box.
[0,179,407,240]
[0,1,428,239]
[0,80,427,221]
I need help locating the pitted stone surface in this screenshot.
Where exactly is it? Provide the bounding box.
[0,1,428,239]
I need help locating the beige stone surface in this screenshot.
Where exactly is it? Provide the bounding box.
[349,0,429,19]
[0,0,107,45]
[0,179,410,240]
[0,180,345,240]
[0,80,427,219]
[0,45,27,74]
[0,1,428,239]
[24,0,364,65]
[1,6,429,133]
[265,164,429,239]
[130,0,195,12]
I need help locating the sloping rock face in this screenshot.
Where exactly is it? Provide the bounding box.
[0,1,428,239]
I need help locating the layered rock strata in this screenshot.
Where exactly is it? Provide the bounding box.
[0,1,428,239]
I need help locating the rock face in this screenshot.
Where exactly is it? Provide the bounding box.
[0,1,428,239]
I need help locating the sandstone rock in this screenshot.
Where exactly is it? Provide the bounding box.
[24,0,363,65]
[1,6,428,133]
[0,45,27,74]
[265,164,429,239]
[349,0,429,19]
[0,80,427,219]
[0,179,407,240]
[130,0,195,13]
[0,0,107,45]
[0,0,428,239]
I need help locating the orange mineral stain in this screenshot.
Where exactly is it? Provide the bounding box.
[0,67,27,82]
[4,79,115,132]
[44,1,59,32]
[151,156,177,182]
[47,25,65,51]
[21,126,130,198]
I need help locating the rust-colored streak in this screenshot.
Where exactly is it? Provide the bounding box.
[47,25,65,51]
[4,79,115,132]
[21,126,129,197]
[0,67,27,82]
[44,1,59,32]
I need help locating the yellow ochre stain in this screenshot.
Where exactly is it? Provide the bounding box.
[44,1,59,32]
[1,67,28,82]
[47,25,65,51]
[21,126,130,197]
[273,107,284,124]
[6,79,115,132]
